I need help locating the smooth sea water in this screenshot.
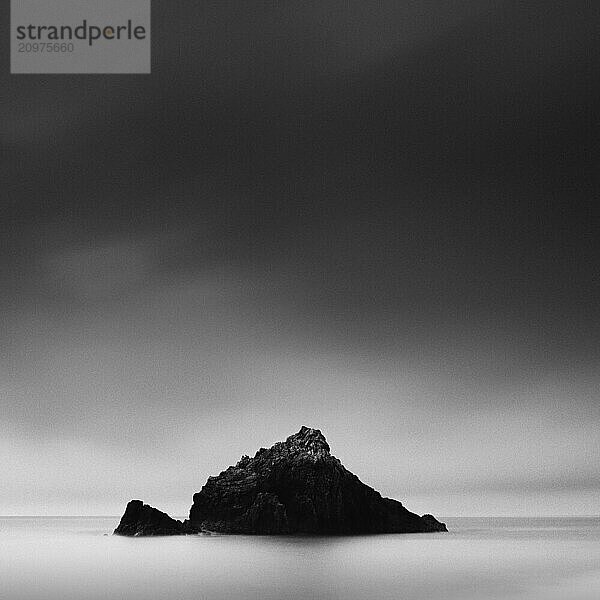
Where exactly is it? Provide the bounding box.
[1,516,599,599]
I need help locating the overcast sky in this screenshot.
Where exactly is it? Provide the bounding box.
[2,1,599,517]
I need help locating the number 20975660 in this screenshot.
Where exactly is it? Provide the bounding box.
[18,42,74,53]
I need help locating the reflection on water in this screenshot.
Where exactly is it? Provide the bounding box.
[1,517,599,599]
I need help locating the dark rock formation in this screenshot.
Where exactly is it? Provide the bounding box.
[113,500,187,536]
[189,427,446,534]
[114,426,447,536]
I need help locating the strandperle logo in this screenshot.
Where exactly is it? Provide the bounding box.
[11,0,151,74]
[16,20,147,47]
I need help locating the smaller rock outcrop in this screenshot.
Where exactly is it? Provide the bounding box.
[113,500,187,536]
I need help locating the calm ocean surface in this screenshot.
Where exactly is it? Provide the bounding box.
[1,516,599,599]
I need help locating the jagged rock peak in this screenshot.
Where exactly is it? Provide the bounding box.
[235,426,332,468]
[285,426,330,456]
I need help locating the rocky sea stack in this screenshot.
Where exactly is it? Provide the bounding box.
[114,426,447,536]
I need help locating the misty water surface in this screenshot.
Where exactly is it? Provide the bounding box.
[1,517,599,599]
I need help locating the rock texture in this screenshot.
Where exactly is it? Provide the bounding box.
[114,426,447,536]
